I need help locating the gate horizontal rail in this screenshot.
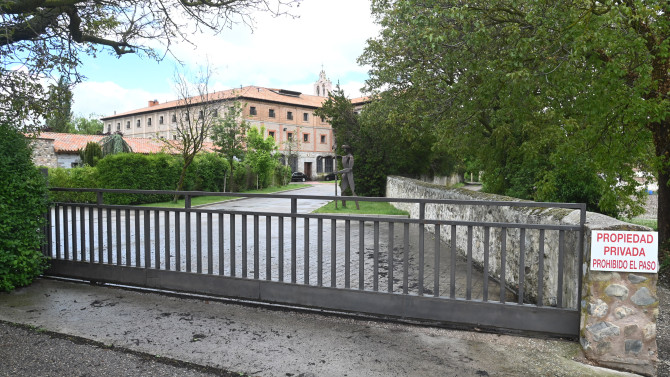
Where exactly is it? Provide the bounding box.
[44,187,585,337]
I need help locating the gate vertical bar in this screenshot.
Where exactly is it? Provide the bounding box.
[483,226,490,302]
[97,193,103,264]
[373,221,379,292]
[278,216,283,281]
[500,228,507,303]
[175,211,181,272]
[418,203,425,296]
[165,211,171,271]
[89,207,95,263]
[330,219,336,288]
[388,222,394,293]
[242,214,248,278]
[144,210,150,268]
[254,215,259,280]
[197,212,202,274]
[71,205,77,261]
[577,204,586,313]
[537,229,545,306]
[318,218,323,286]
[125,209,131,267]
[291,199,297,284]
[116,209,121,265]
[208,213,213,275]
[80,206,86,262]
[434,224,440,297]
[55,204,61,259]
[518,228,526,304]
[186,209,191,272]
[450,225,456,299]
[219,213,224,275]
[155,209,160,269]
[106,208,112,263]
[134,209,140,267]
[403,223,409,295]
[304,218,309,285]
[266,215,271,280]
[63,205,69,260]
[466,225,473,300]
[557,230,565,307]
[230,214,236,277]
[359,221,365,290]
[345,219,350,288]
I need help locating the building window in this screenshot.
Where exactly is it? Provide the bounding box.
[148,117,152,126]
[136,119,141,127]
[268,131,275,139]
[269,109,275,118]
[159,116,164,125]
[117,123,120,131]
[250,106,257,116]
[316,156,323,173]
[287,111,293,120]
[172,114,177,123]
[173,135,177,140]
[324,157,334,173]
[303,113,309,122]
[320,116,325,123]
[212,109,218,117]
[126,121,130,129]
[198,110,204,119]
[303,133,309,143]
[320,135,326,144]
[185,113,189,121]
[107,124,111,132]
[287,132,293,141]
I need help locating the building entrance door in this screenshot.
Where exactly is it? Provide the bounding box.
[304,162,312,180]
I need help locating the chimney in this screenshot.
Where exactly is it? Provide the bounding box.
[148,99,159,107]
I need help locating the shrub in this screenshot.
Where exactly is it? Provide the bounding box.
[184,153,230,192]
[79,141,102,167]
[96,153,180,204]
[232,160,251,192]
[48,166,99,203]
[0,124,49,292]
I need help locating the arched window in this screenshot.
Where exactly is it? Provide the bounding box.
[317,86,320,96]
[316,156,323,173]
[324,156,334,173]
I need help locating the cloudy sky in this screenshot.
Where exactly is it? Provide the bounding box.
[72,0,380,118]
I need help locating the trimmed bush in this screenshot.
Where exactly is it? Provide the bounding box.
[96,153,180,204]
[184,153,230,192]
[80,141,102,167]
[0,124,49,292]
[48,166,99,203]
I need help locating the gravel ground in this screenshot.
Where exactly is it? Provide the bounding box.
[0,322,235,377]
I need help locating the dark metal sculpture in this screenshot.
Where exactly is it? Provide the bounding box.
[335,145,359,210]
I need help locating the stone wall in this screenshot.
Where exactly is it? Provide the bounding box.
[31,138,58,168]
[386,176,658,376]
[387,176,583,308]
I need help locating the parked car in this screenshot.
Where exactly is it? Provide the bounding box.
[291,172,308,182]
[324,173,336,181]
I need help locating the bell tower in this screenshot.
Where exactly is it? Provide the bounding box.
[314,68,332,97]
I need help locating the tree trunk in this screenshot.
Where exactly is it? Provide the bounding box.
[174,157,194,203]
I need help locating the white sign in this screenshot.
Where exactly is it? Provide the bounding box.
[590,230,658,273]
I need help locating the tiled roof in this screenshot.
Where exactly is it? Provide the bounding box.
[102,86,330,120]
[33,132,215,154]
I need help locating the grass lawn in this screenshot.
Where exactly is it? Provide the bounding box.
[313,200,409,216]
[140,184,310,208]
[621,218,658,230]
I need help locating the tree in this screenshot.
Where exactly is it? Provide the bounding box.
[360,1,667,243]
[315,85,456,196]
[211,100,250,191]
[245,126,279,189]
[165,66,220,200]
[99,134,132,156]
[72,115,104,135]
[44,76,73,133]
[80,141,102,167]
[0,0,299,129]
[0,122,48,291]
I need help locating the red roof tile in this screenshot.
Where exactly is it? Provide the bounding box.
[32,132,215,154]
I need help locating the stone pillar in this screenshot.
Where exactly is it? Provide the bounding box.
[580,225,659,376]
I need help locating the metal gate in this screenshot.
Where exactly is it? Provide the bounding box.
[44,188,585,337]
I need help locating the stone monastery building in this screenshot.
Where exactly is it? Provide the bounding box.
[101,70,359,180]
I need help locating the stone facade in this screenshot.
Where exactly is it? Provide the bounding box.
[386,175,658,376]
[30,137,58,168]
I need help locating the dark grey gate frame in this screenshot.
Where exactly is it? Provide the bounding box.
[44,188,586,337]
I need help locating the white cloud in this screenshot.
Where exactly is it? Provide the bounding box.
[72,81,173,117]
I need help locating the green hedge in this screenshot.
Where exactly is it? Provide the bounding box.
[96,153,181,204]
[183,153,230,192]
[0,124,49,292]
[48,166,99,203]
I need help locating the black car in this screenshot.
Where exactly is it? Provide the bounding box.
[324,173,336,181]
[291,172,308,182]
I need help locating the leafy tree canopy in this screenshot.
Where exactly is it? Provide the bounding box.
[360,0,667,229]
[0,0,299,129]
